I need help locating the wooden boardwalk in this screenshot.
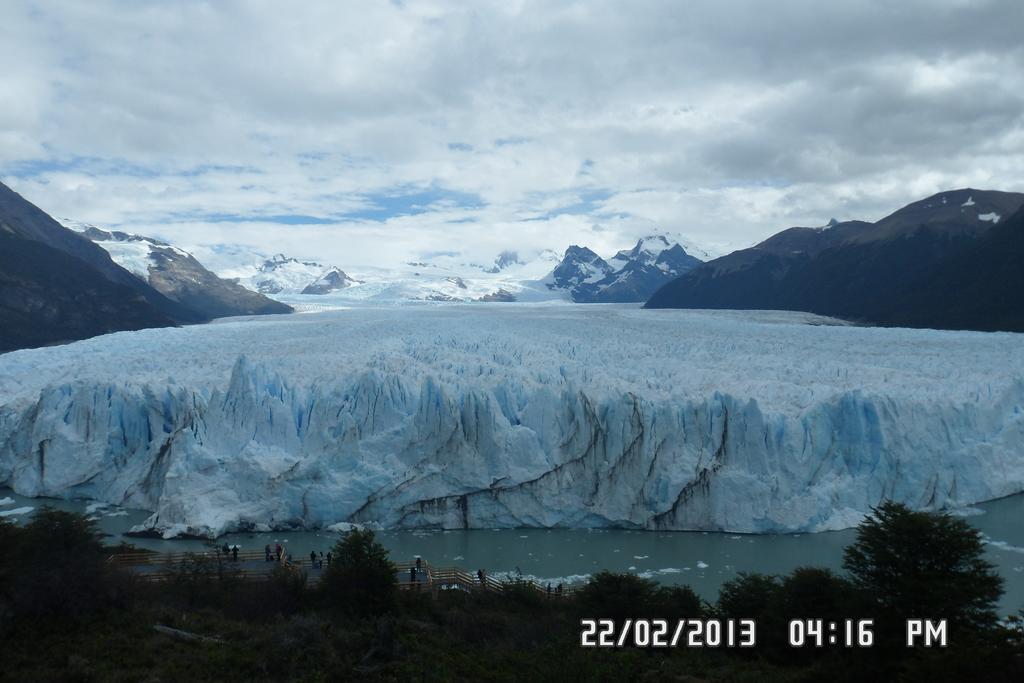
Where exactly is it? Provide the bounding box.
[107,550,581,597]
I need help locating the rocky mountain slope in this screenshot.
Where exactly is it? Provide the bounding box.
[0,183,195,352]
[646,189,1024,332]
[62,221,291,319]
[0,227,177,353]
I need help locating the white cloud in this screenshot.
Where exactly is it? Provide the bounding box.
[1,0,1023,268]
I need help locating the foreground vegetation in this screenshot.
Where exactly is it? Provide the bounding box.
[1,503,1023,682]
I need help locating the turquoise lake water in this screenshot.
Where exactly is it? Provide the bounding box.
[3,488,1022,613]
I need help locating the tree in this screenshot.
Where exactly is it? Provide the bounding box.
[842,501,1003,633]
[716,572,779,621]
[766,567,858,663]
[773,567,852,622]
[575,571,660,621]
[651,585,704,619]
[320,528,397,617]
[9,506,113,618]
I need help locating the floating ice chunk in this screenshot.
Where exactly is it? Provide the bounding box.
[0,506,34,517]
[982,536,1024,554]
[949,506,985,517]
[696,561,709,569]
[0,497,14,507]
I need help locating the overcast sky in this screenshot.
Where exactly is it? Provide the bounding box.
[2,0,1023,268]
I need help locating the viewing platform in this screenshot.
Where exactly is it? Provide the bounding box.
[106,549,581,597]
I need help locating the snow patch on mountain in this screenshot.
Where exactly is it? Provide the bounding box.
[1,306,1022,538]
[59,219,189,280]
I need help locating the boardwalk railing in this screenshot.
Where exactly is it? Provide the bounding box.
[108,551,582,596]
[396,562,582,597]
[108,549,314,582]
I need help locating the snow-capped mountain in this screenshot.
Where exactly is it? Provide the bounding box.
[59,219,291,320]
[482,250,526,273]
[223,253,359,296]
[547,245,614,290]
[546,235,703,303]
[300,267,359,295]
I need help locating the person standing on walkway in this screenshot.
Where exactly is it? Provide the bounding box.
[264,544,272,562]
[231,545,239,562]
[310,550,317,568]
[275,543,282,562]
[326,551,332,567]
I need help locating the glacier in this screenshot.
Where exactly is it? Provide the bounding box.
[0,305,1022,538]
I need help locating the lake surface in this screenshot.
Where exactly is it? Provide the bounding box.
[3,487,1023,613]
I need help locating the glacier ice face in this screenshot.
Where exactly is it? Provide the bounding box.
[1,305,1022,538]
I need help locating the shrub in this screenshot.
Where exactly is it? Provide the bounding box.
[651,584,704,619]
[574,571,660,621]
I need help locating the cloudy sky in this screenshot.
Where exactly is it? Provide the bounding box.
[2,0,1023,268]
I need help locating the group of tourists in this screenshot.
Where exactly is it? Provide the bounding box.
[218,544,566,595]
[308,550,332,569]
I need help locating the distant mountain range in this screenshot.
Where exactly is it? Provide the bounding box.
[646,189,1024,332]
[5,178,1021,354]
[205,237,703,305]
